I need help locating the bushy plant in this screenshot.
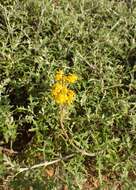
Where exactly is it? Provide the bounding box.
[0,0,136,189]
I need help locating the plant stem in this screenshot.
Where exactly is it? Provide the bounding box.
[60,106,69,139]
[14,154,75,176]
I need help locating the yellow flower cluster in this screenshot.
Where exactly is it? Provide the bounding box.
[52,70,78,105]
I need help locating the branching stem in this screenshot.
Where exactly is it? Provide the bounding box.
[13,154,75,177]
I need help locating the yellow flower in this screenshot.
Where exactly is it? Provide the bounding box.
[55,94,68,105]
[67,89,75,104]
[52,70,77,105]
[66,74,78,83]
[52,83,63,96]
[55,70,64,81]
[52,83,69,105]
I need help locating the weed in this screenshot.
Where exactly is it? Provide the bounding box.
[0,0,136,189]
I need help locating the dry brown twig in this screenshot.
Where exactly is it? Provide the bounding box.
[3,153,75,177]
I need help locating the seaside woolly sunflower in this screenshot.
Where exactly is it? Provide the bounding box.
[55,70,64,81]
[65,74,78,83]
[52,70,78,105]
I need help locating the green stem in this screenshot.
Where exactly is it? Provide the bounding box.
[60,105,69,139]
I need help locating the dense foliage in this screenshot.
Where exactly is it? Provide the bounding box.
[0,0,136,189]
